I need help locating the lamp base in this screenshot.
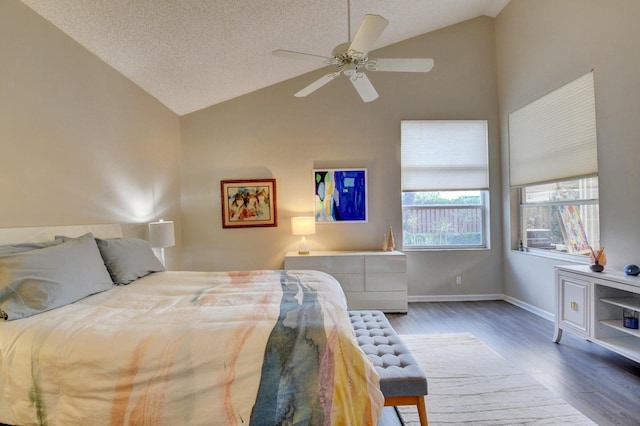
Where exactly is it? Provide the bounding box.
[153,247,167,267]
[298,236,310,255]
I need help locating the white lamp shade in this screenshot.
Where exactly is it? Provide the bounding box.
[149,220,175,248]
[291,217,316,236]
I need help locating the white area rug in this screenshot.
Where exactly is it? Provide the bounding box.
[397,333,596,425]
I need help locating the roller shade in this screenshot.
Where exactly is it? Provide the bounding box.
[508,71,598,187]
[401,120,489,191]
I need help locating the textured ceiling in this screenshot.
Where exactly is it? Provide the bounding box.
[21,0,510,115]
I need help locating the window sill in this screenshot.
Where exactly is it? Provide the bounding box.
[403,246,490,252]
[511,248,589,264]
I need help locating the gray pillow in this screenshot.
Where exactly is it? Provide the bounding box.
[55,232,93,243]
[95,237,165,285]
[0,239,63,255]
[0,233,113,321]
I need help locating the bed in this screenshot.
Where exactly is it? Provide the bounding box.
[0,224,383,425]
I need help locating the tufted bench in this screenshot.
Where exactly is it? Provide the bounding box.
[349,310,428,426]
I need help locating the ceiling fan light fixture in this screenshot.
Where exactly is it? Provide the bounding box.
[343,63,357,77]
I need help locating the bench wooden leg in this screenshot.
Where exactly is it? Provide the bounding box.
[416,395,428,426]
[384,395,428,426]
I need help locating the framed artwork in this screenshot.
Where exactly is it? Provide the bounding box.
[314,168,367,223]
[221,179,277,228]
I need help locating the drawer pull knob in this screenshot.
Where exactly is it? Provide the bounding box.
[571,301,578,311]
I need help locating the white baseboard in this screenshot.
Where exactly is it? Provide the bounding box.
[408,294,503,303]
[502,295,554,322]
[408,294,554,322]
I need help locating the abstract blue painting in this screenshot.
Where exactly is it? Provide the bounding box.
[314,169,367,223]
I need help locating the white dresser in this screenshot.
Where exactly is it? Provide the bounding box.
[284,250,408,313]
[554,264,640,363]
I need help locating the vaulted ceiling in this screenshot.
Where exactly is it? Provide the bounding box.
[21,0,510,115]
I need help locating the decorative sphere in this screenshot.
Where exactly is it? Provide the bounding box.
[623,264,640,276]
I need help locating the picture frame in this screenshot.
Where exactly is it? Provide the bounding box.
[221,179,277,228]
[313,168,367,223]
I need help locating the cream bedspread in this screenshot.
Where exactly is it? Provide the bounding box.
[0,270,383,425]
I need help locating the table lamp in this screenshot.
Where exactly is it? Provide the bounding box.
[149,219,175,266]
[291,216,316,255]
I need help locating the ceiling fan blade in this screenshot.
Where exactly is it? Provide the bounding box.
[272,49,337,65]
[348,14,388,58]
[366,58,435,73]
[294,72,340,97]
[349,72,378,102]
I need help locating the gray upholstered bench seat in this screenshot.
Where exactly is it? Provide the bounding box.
[349,310,429,426]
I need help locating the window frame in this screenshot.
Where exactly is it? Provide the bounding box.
[402,190,489,251]
[517,177,599,260]
[400,119,490,251]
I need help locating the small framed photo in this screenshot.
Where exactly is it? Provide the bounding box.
[221,179,277,228]
[314,168,367,223]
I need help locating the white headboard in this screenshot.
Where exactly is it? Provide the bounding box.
[0,224,123,245]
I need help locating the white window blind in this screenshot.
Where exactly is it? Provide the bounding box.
[401,120,489,191]
[508,71,598,187]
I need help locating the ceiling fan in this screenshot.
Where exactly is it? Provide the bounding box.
[272,13,434,102]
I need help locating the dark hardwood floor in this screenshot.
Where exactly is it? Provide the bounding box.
[379,301,640,426]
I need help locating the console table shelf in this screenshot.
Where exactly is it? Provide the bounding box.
[596,336,640,361]
[599,320,640,337]
[600,297,640,311]
[554,264,640,364]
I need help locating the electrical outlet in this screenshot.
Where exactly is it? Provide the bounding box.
[455,276,462,285]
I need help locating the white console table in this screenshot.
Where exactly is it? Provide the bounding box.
[284,250,407,313]
[554,264,640,363]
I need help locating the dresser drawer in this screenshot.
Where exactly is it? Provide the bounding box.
[365,272,406,291]
[345,291,408,313]
[285,255,364,274]
[364,254,406,273]
[332,273,365,291]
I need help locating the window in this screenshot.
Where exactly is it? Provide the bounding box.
[520,177,599,255]
[401,120,489,249]
[509,71,599,258]
[402,190,486,248]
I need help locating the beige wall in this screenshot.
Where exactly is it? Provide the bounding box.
[0,1,183,268]
[180,17,504,298]
[496,0,640,313]
[17,0,628,310]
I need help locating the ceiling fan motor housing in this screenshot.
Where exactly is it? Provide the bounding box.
[331,42,367,70]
